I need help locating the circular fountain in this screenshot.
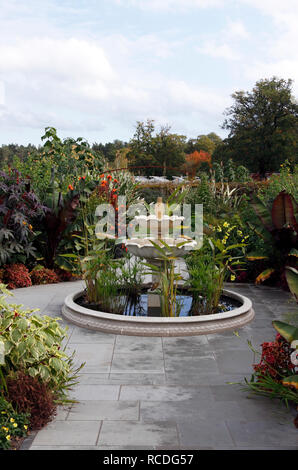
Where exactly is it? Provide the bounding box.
[62,198,254,336]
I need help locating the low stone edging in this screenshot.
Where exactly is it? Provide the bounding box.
[62,289,254,337]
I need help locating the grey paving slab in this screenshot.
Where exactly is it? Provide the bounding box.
[32,420,101,446]
[69,327,116,344]
[140,399,244,423]
[164,355,219,374]
[120,385,211,402]
[226,419,298,448]
[97,421,179,448]
[66,343,114,373]
[114,335,163,354]
[78,373,111,384]
[108,373,167,385]
[214,349,255,374]
[67,400,139,421]
[30,445,99,450]
[70,384,120,401]
[177,418,235,448]
[111,353,165,373]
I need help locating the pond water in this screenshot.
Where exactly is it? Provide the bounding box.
[76,291,241,317]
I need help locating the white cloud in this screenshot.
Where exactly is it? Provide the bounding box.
[113,0,224,11]
[197,42,240,61]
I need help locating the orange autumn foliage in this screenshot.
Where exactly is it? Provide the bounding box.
[184,150,211,178]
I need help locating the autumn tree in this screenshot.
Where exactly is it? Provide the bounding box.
[184,150,211,178]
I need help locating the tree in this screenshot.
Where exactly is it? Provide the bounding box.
[185,133,221,155]
[127,120,186,177]
[184,150,211,178]
[221,77,298,176]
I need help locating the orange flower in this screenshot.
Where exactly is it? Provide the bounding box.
[100,174,105,178]
[107,175,112,180]
[113,179,118,183]
[68,184,74,190]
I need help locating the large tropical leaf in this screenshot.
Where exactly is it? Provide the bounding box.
[251,195,273,232]
[255,268,275,284]
[271,191,298,231]
[285,266,298,301]
[246,253,269,261]
[272,320,298,343]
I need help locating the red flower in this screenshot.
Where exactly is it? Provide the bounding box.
[68,184,74,190]
[107,175,112,180]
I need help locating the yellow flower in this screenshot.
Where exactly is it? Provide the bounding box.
[230,275,236,281]
[2,426,8,432]
[237,230,243,236]
[217,226,222,232]
[13,423,17,428]
[223,222,229,228]
[6,435,11,440]
[24,425,28,430]
[222,238,227,244]
[10,418,15,423]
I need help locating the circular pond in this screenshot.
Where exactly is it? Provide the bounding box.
[62,287,254,336]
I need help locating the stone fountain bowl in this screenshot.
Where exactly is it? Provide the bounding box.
[62,288,255,337]
[125,237,197,260]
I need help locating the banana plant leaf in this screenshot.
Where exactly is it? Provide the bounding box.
[272,320,298,343]
[255,268,275,284]
[272,190,298,231]
[285,266,298,301]
[251,195,273,232]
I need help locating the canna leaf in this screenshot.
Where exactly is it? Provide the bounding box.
[255,268,275,284]
[285,266,298,300]
[272,320,298,343]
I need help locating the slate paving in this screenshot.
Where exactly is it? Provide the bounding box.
[9,280,297,450]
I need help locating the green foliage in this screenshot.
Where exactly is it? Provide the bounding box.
[221,77,298,175]
[144,239,185,317]
[0,284,84,403]
[127,120,186,177]
[285,266,298,301]
[0,396,29,450]
[186,227,246,314]
[258,162,298,205]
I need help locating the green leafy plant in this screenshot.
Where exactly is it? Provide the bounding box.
[0,284,84,403]
[0,396,29,450]
[144,239,185,317]
[186,226,246,314]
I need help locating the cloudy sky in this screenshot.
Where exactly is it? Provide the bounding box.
[0,0,298,146]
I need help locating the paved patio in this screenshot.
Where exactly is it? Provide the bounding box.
[10,280,297,450]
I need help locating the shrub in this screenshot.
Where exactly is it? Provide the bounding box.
[0,396,29,450]
[0,168,47,265]
[3,263,32,289]
[54,267,73,282]
[253,334,295,380]
[5,371,57,430]
[30,266,59,285]
[0,284,84,402]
